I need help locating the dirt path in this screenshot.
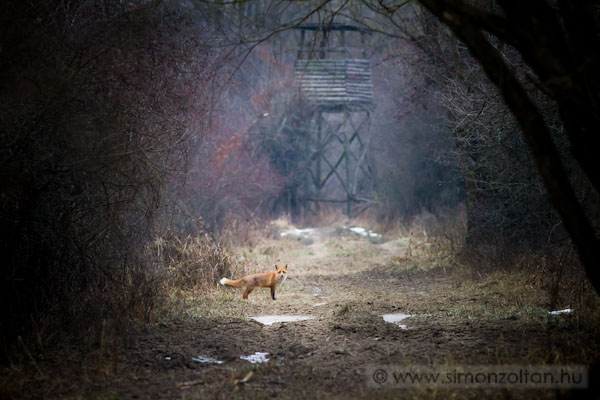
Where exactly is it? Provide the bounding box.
[131,225,466,399]
[6,223,596,399]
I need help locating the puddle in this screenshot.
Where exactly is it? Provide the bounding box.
[382,313,413,330]
[240,352,270,364]
[548,308,573,315]
[192,356,224,364]
[251,315,314,325]
[344,226,382,238]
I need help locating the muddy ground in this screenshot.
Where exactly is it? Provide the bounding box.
[2,223,599,399]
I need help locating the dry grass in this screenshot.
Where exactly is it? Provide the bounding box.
[153,233,242,292]
[216,213,278,249]
[158,209,599,343]
[3,210,599,400]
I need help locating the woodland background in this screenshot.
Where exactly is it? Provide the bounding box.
[1,0,599,360]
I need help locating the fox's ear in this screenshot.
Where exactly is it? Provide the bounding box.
[284,264,288,269]
[274,264,278,270]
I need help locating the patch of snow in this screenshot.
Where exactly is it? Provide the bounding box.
[382,313,412,323]
[280,228,315,237]
[241,352,270,364]
[344,226,382,238]
[251,315,314,325]
[382,313,413,329]
[548,308,573,315]
[192,356,224,364]
[313,302,328,307]
[164,356,171,360]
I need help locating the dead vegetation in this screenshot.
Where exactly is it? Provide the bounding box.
[155,233,240,292]
[1,210,599,399]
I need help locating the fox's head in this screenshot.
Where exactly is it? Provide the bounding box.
[274,264,288,280]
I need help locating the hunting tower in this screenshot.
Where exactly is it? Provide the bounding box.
[294,23,375,217]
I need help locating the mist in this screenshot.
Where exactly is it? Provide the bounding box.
[1,1,598,398]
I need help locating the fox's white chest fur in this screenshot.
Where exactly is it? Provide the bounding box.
[276,273,287,287]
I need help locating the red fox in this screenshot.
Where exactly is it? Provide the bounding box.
[219,264,288,300]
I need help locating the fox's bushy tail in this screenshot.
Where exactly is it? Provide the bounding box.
[219,277,245,288]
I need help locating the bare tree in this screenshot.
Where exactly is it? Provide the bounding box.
[0,0,224,339]
[417,0,600,291]
[209,0,600,291]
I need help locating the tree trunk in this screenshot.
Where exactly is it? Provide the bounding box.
[419,0,600,293]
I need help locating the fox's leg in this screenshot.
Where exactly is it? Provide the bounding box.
[270,287,275,300]
[242,286,255,300]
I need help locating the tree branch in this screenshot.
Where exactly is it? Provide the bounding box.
[419,0,600,292]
